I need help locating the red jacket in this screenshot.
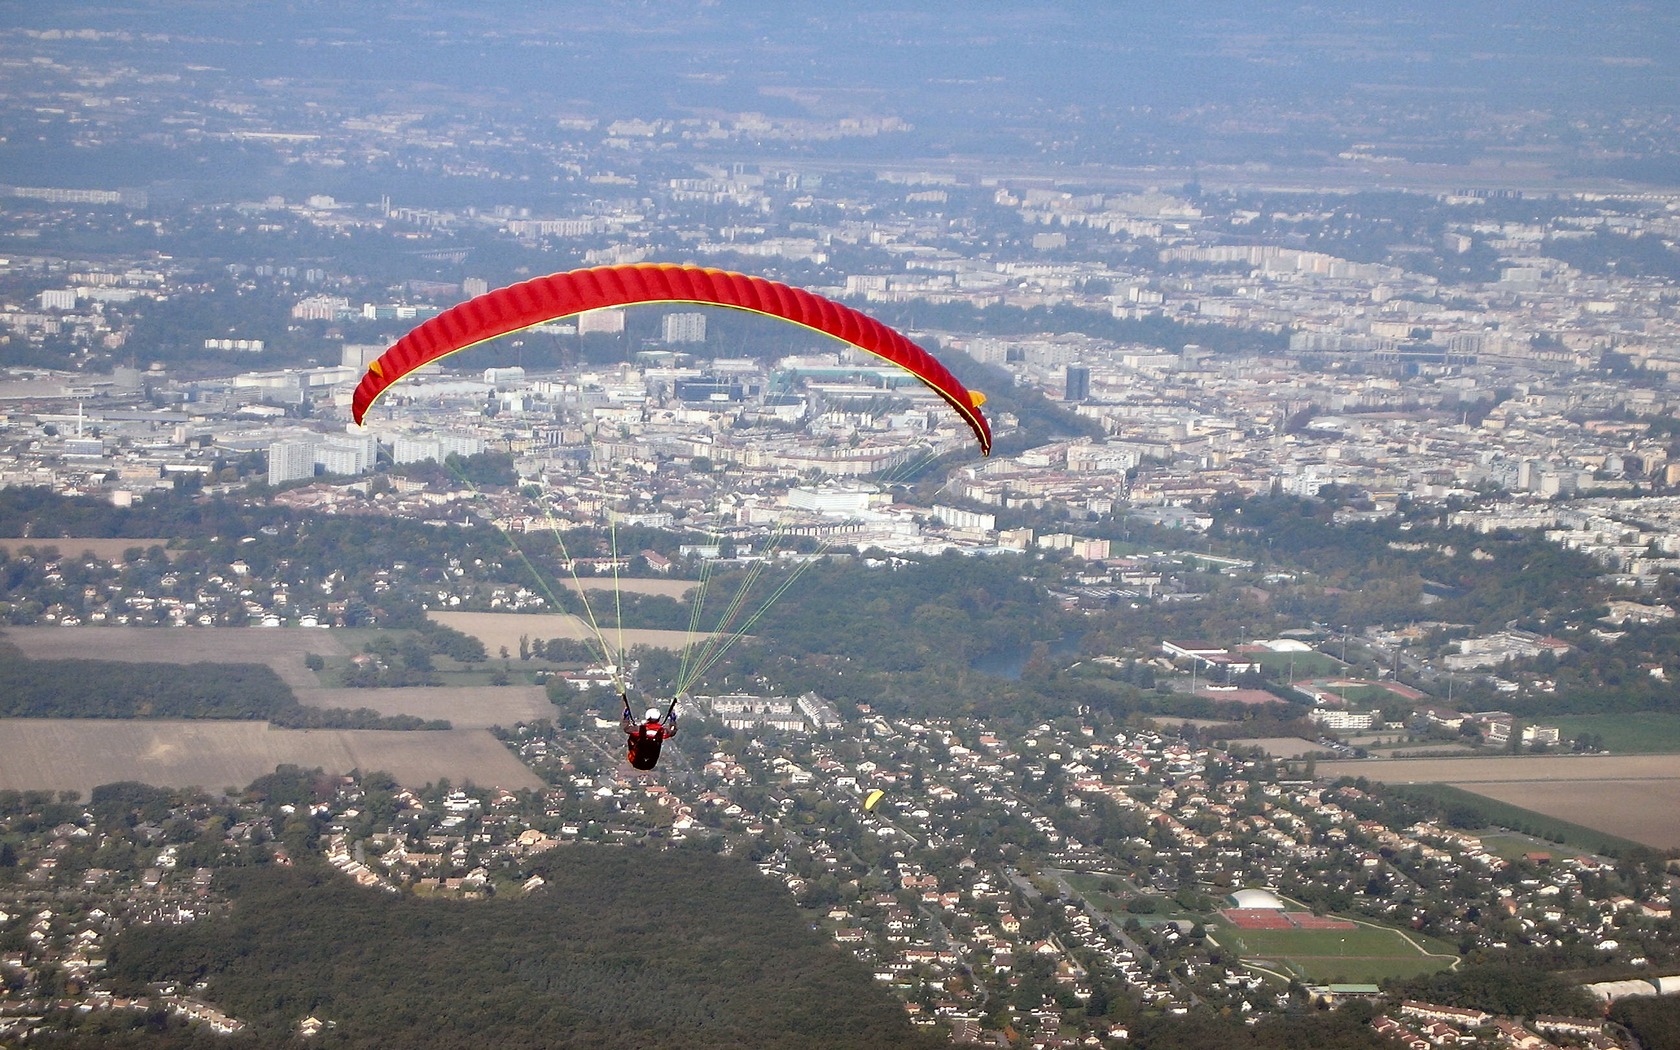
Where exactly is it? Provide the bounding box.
[625,717,676,770]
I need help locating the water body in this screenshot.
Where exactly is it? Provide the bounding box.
[970,634,1083,679]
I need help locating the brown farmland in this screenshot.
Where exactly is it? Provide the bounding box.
[1243,737,1326,760]
[293,686,554,729]
[0,538,178,562]
[1461,780,1680,850]
[563,577,698,600]
[429,610,720,658]
[0,719,542,796]
[2,625,347,689]
[1317,754,1680,783]
[1318,754,1680,850]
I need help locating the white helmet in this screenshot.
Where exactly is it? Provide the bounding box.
[645,707,662,722]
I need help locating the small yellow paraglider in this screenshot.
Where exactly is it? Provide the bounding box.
[862,788,885,814]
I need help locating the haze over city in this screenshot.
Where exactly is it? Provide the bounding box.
[3,3,1680,1049]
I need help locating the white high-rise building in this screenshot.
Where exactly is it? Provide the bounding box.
[267,439,317,486]
[662,311,707,344]
[392,433,486,465]
[578,308,626,335]
[341,344,385,370]
[316,432,378,476]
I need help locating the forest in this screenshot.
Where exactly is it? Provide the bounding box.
[82,848,946,1050]
[1611,995,1680,1050]
[1385,961,1599,1019]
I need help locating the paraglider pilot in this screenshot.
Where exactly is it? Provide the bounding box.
[621,694,678,770]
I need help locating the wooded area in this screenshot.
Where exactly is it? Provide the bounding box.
[1611,994,1680,1050]
[91,849,944,1050]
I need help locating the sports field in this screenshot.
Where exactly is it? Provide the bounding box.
[1254,652,1343,677]
[1214,918,1456,984]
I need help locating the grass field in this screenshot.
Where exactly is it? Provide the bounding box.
[1475,831,1564,862]
[1214,919,1455,984]
[1317,683,1390,704]
[1549,712,1680,754]
[1255,651,1344,677]
[1063,872,1142,910]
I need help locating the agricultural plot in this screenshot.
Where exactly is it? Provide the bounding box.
[0,719,542,796]
[1318,754,1680,783]
[1,625,347,689]
[1241,737,1325,759]
[1457,780,1680,851]
[0,538,176,561]
[1214,918,1455,984]
[1368,743,1481,758]
[1320,755,1680,851]
[293,685,554,729]
[562,577,698,600]
[429,610,719,658]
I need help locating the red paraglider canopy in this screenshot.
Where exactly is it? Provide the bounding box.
[350,263,991,455]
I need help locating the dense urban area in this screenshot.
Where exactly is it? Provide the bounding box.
[4,4,1680,1049]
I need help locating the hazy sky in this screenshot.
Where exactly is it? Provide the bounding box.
[6,2,1680,184]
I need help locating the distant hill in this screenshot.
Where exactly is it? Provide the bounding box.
[98,847,941,1050]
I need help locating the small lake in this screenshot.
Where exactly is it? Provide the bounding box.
[970,634,1083,679]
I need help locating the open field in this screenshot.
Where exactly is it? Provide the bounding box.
[1456,780,1680,851]
[0,718,542,795]
[294,685,554,729]
[429,610,719,657]
[1549,712,1680,754]
[1214,919,1455,984]
[1321,755,1680,851]
[563,577,698,600]
[1151,717,1232,730]
[1368,743,1481,758]
[1386,784,1656,855]
[1254,652,1343,677]
[1318,754,1680,782]
[1,625,346,688]
[1242,737,1325,759]
[0,538,177,561]
[1476,830,1569,862]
